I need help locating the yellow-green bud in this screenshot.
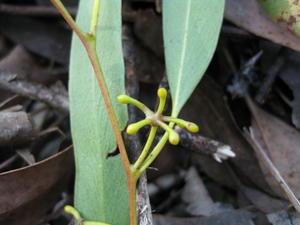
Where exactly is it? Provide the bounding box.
[117,95,131,104]
[169,131,180,145]
[177,123,185,128]
[64,205,81,221]
[157,88,167,99]
[186,123,199,133]
[126,124,139,134]
[126,119,151,135]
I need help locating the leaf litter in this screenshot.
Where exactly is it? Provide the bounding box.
[1,1,300,225]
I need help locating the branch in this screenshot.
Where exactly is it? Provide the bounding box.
[123,25,153,224]
[176,127,235,163]
[0,72,69,113]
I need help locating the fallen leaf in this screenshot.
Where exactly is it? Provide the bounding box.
[180,76,271,193]
[246,97,300,199]
[0,45,38,78]
[245,126,300,212]
[0,146,73,225]
[258,0,300,36]
[181,167,216,216]
[0,111,35,147]
[0,45,66,84]
[225,0,300,51]
[241,185,288,213]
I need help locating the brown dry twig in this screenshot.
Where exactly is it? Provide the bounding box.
[176,127,235,163]
[123,25,153,225]
[0,155,18,171]
[0,72,69,113]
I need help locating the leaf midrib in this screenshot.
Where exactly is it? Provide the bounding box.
[172,0,191,115]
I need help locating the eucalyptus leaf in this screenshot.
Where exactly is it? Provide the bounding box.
[163,0,224,116]
[69,0,129,224]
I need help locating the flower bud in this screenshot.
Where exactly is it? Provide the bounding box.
[157,88,167,99]
[117,94,131,104]
[169,131,180,145]
[186,122,199,133]
[126,124,139,134]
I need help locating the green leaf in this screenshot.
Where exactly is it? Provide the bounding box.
[69,0,129,224]
[163,0,224,116]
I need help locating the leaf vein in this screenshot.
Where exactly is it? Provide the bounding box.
[173,0,191,114]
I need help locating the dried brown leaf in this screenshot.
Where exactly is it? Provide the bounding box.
[0,147,73,225]
[182,167,216,216]
[0,45,38,78]
[0,111,35,147]
[246,98,300,199]
[241,186,288,213]
[180,76,271,192]
[225,0,300,51]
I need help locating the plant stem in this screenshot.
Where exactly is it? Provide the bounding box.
[163,116,187,127]
[50,0,87,42]
[86,45,132,169]
[128,174,138,225]
[120,95,152,116]
[50,0,131,181]
[127,119,152,134]
[157,120,176,136]
[50,1,138,224]
[157,91,167,114]
[133,126,157,170]
[134,132,169,179]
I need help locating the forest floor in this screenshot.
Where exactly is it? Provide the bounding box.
[0,1,300,225]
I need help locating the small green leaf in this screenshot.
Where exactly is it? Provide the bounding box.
[163,0,224,116]
[69,0,129,224]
